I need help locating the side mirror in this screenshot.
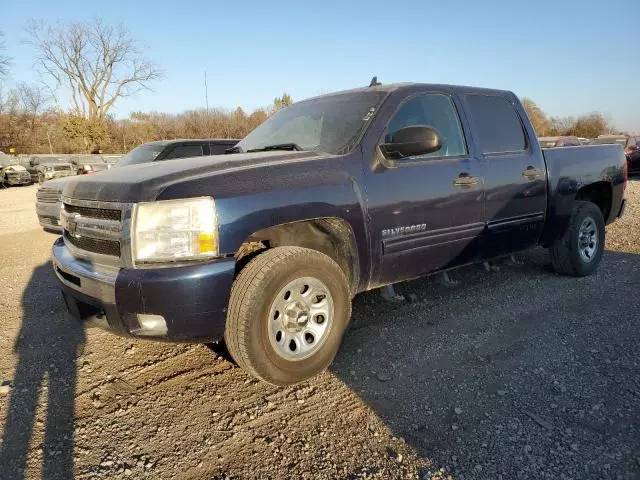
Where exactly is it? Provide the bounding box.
[380,126,442,160]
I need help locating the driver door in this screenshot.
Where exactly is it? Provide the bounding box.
[364,92,485,286]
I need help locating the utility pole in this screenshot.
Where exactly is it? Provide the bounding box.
[204,71,209,113]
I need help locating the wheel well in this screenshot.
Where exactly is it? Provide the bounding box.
[235,218,360,294]
[575,182,612,220]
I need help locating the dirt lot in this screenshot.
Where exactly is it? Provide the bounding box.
[1,182,639,480]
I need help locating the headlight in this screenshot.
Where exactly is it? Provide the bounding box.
[132,197,218,264]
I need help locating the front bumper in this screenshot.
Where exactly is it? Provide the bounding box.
[36,201,63,231]
[52,238,236,342]
[5,175,31,185]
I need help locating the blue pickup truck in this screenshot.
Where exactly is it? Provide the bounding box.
[53,81,627,385]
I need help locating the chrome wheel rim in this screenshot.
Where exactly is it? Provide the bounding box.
[578,216,598,263]
[268,277,334,361]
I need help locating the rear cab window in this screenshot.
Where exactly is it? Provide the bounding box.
[210,142,236,155]
[163,144,204,159]
[465,94,528,154]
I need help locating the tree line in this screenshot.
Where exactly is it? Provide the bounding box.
[0,19,625,155]
[521,98,621,138]
[0,84,287,154]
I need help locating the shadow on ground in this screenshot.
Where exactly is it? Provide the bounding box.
[332,250,640,479]
[0,261,85,480]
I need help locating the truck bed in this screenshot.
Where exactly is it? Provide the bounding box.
[542,143,626,243]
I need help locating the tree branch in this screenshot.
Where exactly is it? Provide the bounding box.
[25,18,162,121]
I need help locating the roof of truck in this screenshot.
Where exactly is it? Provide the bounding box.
[305,82,514,102]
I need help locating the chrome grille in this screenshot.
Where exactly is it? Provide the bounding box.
[37,188,61,203]
[64,233,121,256]
[61,197,129,267]
[63,203,121,221]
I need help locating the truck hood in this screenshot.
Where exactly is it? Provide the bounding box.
[62,150,324,202]
[41,176,75,192]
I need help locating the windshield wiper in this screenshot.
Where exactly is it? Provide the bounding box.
[246,143,304,153]
[225,145,243,154]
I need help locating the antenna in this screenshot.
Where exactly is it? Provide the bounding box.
[369,76,381,87]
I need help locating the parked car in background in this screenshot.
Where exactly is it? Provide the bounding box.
[538,136,582,147]
[27,156,76,184]
[35,139,240,231]
[115,138,240,168]
[70,155,115,175]
[624,137,640,175]
[1,151,31,187]
[590,135,640,175]
[590,135,629,147]
[1,164,32,186]
[52,81,626,385]
[102,154,123,166]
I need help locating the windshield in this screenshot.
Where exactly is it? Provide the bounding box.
[115,144,165,167]
[236,91,386,155]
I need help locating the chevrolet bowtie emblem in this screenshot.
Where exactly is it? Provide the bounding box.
[67,213,81,238]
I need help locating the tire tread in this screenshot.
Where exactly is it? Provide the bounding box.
[225,246,349,384]
[550,201,604,276]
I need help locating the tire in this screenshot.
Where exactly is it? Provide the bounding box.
[37,173,44,184]
[225,246,351,385]
[549,201,605,276]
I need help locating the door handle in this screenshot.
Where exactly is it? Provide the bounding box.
[454,172,480,187]
[522,166,542,179]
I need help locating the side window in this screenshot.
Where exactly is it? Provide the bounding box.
[163,144,204,160]
[385,94,467,158]
[466,95,527,154]
[210,143,235,155]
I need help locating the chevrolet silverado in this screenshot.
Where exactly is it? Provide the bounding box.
[52,81,626,385]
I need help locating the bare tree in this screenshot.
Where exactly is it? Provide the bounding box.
[0,30,11,80]
[13,82,50,115]
[26,18,161,120]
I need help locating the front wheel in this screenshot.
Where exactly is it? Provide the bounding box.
[549,201,605,276]
[224,246,351,385]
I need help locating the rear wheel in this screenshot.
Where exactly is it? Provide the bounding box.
[225,246,351,385]
[549,201,605,276]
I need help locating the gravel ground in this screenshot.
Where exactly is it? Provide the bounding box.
[0,181,639,480]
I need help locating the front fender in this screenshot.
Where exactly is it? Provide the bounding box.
[216,181,368,280]
[156,152,371,290]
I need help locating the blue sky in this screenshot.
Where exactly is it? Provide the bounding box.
[2,0,639,132]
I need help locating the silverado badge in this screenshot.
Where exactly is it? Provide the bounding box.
[381,224,427,238]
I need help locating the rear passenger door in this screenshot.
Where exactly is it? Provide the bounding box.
[463,94,547,257]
